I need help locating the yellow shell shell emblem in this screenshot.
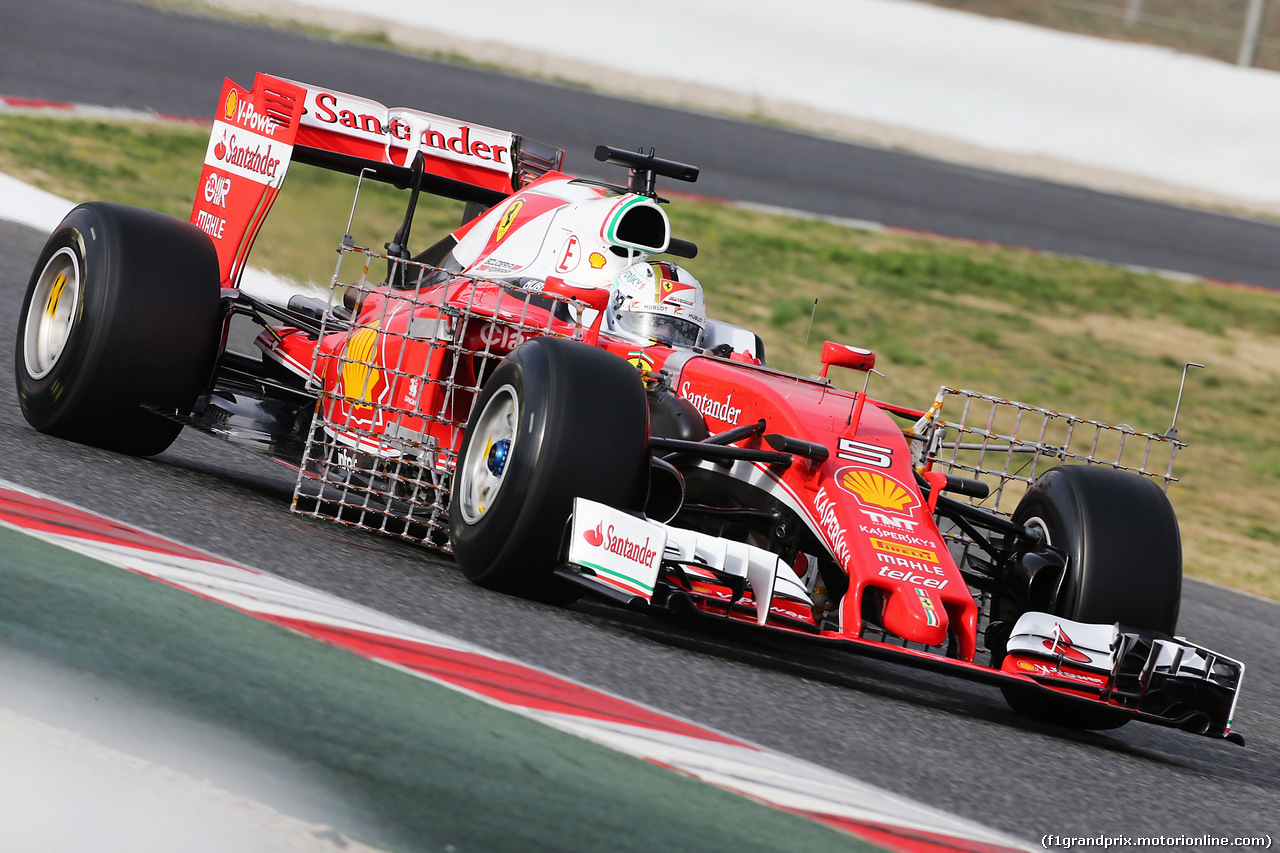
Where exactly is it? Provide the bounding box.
[224,89,238,120]
[341,327,382,404]
[840,469,915,513]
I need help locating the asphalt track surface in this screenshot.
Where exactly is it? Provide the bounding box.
[3,217,1279,844]
[5,0,1280,289]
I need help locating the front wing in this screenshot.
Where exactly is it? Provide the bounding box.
[558,499,1246,743]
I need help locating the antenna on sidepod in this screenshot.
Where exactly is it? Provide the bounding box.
[343,167,376,249]
[1165,361,1204,440]
[796,298,819,375]
[789,299,819,397]
[847,367,885,429]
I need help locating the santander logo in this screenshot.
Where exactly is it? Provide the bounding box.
[679,381,742,426]
[310,91,509,164]
[214,130,281,179]
[583,521,657,567]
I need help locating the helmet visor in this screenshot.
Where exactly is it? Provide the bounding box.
[617,311,703,347]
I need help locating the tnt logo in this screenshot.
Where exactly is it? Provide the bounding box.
[203,173,231,208]
[860,510,918,531]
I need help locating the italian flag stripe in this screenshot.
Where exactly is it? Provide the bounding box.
[579,559,653,596]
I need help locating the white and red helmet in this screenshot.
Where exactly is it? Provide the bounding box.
[607,261,706,347]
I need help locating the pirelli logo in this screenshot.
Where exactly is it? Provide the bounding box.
[870,538,938,563]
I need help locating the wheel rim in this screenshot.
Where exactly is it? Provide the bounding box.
[23,247,81,380]
[457,384,519,525]
[1025,516,1052,547]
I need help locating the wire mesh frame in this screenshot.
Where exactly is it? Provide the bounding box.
[917,386,1187,653]
[289,243,589,551]
[861,384,1190,665]
[921,386,1186,514]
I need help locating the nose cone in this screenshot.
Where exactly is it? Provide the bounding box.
[882,586,950,647]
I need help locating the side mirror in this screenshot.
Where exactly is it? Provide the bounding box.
[819,341,875,377]
[544,276,610,345]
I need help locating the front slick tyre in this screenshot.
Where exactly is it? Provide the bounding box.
[15,203,222,456]
[1002,464,1182,731]
[449,337,649,603]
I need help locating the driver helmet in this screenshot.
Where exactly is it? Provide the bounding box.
[608,261,706,348]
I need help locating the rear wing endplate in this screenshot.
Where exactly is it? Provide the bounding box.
[190,73,565,288]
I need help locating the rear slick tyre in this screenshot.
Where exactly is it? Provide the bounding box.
[15,203,223,456]
[1001,464,1182,730]
[449,337,650,602]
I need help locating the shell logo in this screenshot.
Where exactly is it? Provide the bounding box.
[1017,660,1037,673]
[589,252,607,269]
[341,327,382,404]
[839,468,917,514]
[224,89,238,121]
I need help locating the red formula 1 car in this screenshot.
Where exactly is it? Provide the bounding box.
[15,73,1245,741]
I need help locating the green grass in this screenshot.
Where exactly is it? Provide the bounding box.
[2,113,1278,600]
[913,0,1280,71]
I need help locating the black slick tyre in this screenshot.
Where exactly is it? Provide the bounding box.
[1002,464,1182,730]
[15,202,223,456]
[449,337,650,601]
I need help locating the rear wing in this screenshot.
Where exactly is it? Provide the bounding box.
[190,72,565,288]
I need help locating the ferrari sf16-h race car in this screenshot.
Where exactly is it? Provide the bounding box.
[15,73,1245,741]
